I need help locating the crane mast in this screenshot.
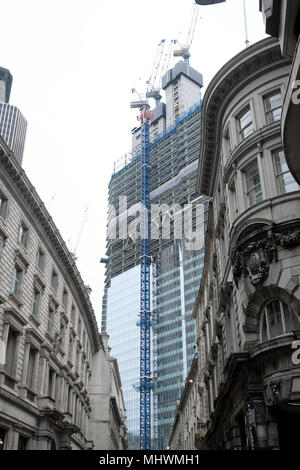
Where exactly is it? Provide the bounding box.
[139,104,153,450]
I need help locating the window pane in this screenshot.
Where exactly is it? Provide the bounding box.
[271,107,282,122]
[261,312,268,342]
[0,197,5,217]
[246,162,262,206]
[5,329,17,376]
[282,302,300,333]
[266,301,284,338]
[265,92,282,123]
[240,109,252,129]
[266,93,282,111]
[274,150,298,193]
[32,290,39,316]
[279,173,299,193]
[18,435,28,451]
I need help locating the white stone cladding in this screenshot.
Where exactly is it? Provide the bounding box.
[0,139,127,450]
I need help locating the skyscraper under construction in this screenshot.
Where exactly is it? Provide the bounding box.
[102,60,208,449]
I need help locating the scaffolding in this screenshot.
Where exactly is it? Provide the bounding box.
[103,98,208,449]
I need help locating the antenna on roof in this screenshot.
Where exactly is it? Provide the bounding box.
[243,0,250,47]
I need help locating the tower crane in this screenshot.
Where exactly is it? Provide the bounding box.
[173,5,200,63]
[70,206,89,261]
[146,39,166,105]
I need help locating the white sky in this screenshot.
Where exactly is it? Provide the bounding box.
[1,0,267,327]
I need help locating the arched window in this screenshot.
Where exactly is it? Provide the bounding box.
[260,299,300,342]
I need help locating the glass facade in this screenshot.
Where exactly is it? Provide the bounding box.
[106,265,141,449]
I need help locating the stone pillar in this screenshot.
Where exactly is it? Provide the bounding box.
[38,354,47,396]
[2,322,9,345]
[236,169,246,213]
[33,350,40,393]
[55,375,65,411]
[50,372,56,399]
[44,361,49,396]
[21,341,31,384]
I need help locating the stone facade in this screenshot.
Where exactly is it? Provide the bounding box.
[168,355,206,450]
[170,37,300,450]
[88,333,127,450]
[0,138,127,450]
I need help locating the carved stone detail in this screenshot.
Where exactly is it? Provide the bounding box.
[232,228,300,287]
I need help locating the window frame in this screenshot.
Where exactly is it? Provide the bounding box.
[263,89,282,124]
[272,147,299,195]
[236,104,254,141]
[244,159,263,207]
[260,299,300,342]
[11,264,23,298]
[0,190,8,220]
[36,247,45,271]
[51,269,58,292]
[18,221,29,248]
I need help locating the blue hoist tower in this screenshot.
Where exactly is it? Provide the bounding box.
[130,99,153,450]
[130,38,169,450]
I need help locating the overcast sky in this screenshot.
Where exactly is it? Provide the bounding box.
[1,0,267,327]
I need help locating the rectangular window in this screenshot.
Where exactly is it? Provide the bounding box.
[68,335,73,363]
[245,161,262,207]
[62,289,68,308]
[71,305,75,323]
[78,319,82,338]
[18,222,28,247]
[51,270,58,291]
[47,307,54,333]
[273,149,298,194]
[12,266,22,296]
[32,289,40,316]
[37,248,45,270]
[238,106,254,140]
[5,328,17,376]
[264,90,282,123]
[0,194,7,219]
[18,435,29,451]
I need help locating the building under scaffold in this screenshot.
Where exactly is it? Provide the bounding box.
[102,60,209,449]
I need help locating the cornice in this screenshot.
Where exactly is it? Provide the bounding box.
[0,139,101,353]
[197,37,291,197]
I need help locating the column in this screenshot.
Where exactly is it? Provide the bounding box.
[32,350,40,393]
[21,341,31,384]
[37,354,47,396]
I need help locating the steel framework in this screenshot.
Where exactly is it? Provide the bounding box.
[139,105,153,449]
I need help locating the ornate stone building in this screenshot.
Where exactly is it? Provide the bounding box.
[169,36,300,450]
[0,138,127,450]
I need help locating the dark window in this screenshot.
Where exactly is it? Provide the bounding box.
[5,328,18,376]
[18,435,29,450]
